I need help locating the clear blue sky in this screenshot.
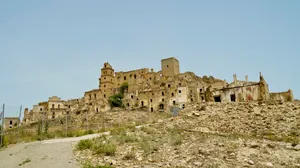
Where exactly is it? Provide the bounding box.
[0,0,299,117]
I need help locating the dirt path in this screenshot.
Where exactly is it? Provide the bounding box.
[0,133,105,168]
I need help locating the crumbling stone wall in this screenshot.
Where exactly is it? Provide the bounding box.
[270,89,294,102]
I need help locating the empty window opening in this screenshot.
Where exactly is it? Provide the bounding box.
[104,85,106,88]
[134,74,137,79]
[104,65,106,68]
[150,99,153,102]
[200,89,203,92]
[191,98,194,102]
[159,104,164,110]
[179,83,182,87]
[96,108,99,113]
[179,90,182,94]
[150,78,152,80]
[214,96,221,102]
[173,101,176,105]
[10,120,12,125]
[162,98,164,102]
[230,94,236,102]
[104,94,106,98]
[68,105,71,108]
[168,84,171,88]
[94,94,97,98]
[162,92,164,96]
[152,93,154,96]
[182,104,185,109]
[130,74,132,77]
[136,98,139,100]
[172,92,174,97]
[124,76,126,80]
[52,104,55,109]
[131,95,134,99]
[141,101,144,106]
[58,104,60,109]
[89,94,91,100]
[104,77,106,80]
[167,65,169,68]
[201,96,204,100]
[52,112,55,118]
[127,103,130,107]
[40,108,42,111]
[151,107,154,112]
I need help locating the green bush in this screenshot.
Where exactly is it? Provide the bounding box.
[94,143,117,156]
[117,135,137,144]
[108,82,128,108]
[77,139,93,150]
[110,127,126,136]
[108,93,124,107]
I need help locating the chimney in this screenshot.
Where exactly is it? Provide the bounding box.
[245,75,248,82]
[233,74,237,84]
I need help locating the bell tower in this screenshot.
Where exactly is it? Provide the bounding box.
[99,62,115,96]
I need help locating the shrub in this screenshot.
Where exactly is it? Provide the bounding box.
[108,93,124,107]
[172,136,183,146]
[108,83,128,108]
[110,127,126,136]
[94,143,117,156]
[139,141,159,156]
[83,163,114,168]
[77,139,93,150]
[141,126,156,134]
[85,130,94,135]
[123,151,135,160]
[117,135,137,144]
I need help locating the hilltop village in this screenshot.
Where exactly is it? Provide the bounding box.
[21,57,294,125]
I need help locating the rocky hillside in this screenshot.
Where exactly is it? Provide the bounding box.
[74,101,300,168]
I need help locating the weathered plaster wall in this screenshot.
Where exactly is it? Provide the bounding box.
[270,89,294,102]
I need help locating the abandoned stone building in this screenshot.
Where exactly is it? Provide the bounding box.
[23,57,294,124]
[3,117,20,129]
[23,96,67,124]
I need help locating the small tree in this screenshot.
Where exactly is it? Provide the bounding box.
[108,83,128,108]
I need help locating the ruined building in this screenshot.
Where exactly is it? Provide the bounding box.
[23,57,294,124]
[3,117,20,129]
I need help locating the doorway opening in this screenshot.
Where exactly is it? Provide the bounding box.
[159,104,164,110]
[230,94,236,102]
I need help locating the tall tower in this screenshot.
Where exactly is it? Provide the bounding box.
[99,62,115,95]
[161,57,180,77]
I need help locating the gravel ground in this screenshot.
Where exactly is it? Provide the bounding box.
[0,133,104,168]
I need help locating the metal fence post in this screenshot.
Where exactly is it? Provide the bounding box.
[65,111,68,137]
[1,104,5,147]
[17,105,22,143]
